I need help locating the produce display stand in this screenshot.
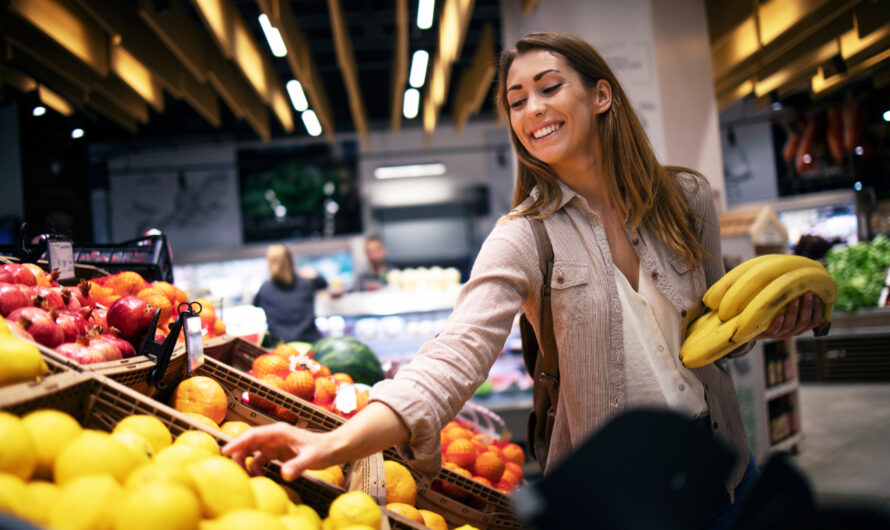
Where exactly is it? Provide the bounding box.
[204,335,527,529]
[0,370,414,525]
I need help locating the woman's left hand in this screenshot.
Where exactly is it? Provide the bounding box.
[757,292,824,340]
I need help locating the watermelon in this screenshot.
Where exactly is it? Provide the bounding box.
[312,336,385,386]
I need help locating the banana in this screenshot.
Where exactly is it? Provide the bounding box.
[702,254,776,310]
[717,254,827,321]
[683,310,721,341]
[732,267,838,345]
[680,314,742,369]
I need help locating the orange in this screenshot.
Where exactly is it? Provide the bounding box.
[313,377,337,407]
[303,464,344,488]
[271,343,299,358]
[441,427,473,447]
[106,271,148,296]
[171,376,228,425]
[284,370,315,401]
[355,390,369,412]
[140,292,173,325]
[149,281,178,304]
[418,509,448,530]
[495,478,514,493]
[386,503,423,523]
[472,475,493,488]
[331,372,354,385]
[473,432,493,446]
[383,460,417,506]
[502,461,523,485]
[253,354,292,380]
[315,364,331,378]
[443,438,476,470]
[194,298,216,328]
[473,451,504,483]
[500,443,525,467]
[211,318,226,336]
[443,461,472,478]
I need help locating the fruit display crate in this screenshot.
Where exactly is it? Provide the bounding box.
[0,370,402,523]
[204,334,526,529]
[31,337,189,399]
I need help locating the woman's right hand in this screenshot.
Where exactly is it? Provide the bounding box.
[222,423,341,481]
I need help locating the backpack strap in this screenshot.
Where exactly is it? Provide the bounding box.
[528,218,559,386]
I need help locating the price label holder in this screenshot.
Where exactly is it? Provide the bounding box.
[184,313,205,372]
[142,301,205,391]
[47,237,75,282]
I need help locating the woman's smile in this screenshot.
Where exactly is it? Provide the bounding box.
[531,121,564,140]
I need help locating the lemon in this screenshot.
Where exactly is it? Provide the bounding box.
[0,472,29,519]
[20,480,60,526]
[0,412,36,480]
[220,420,251,438]
[22,409,82,480]
[327,491,382,530]
[200,509,287,530]
[125,461,195,491]
[283,504,322,529]
[155,443,214,468]
[0,315,10,336]
[186,456,256,518]
[387,502,424,523]
[418,509,449,530]
[113,415,172,454]
[112,430,154,466]
[174,430,220,455]
[0,335,49,387]
[54,430,140,485]
[250,476,291,515]
[182,412,221,430]
[453,526,481,530]
[112,481,201,530]
[49,474,125,530]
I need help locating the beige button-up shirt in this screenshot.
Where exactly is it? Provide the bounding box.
[370,172,751,494]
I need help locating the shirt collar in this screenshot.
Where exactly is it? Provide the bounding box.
[529,179,590,213]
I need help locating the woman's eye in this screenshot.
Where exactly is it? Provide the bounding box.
[542,83,562,94]
[509,99,526,109]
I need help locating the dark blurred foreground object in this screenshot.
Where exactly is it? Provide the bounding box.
[513,409,735,530]
[792,234,838,261]
[513,409,890,530]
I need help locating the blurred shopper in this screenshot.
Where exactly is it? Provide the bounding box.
[355,235,391,291]
[253,244,327,345]
[226,33,826,529]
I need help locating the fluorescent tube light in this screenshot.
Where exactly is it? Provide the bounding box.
[258,14,287,57]
[403,88,420,119]
[417,0,435,29]
[374,163,446,179]
[286,80,309,111]
[301,109,322,136]
[409,50,429,88]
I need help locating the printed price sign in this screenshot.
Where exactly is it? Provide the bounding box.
[48,240,75,281]
[184,315,205,372]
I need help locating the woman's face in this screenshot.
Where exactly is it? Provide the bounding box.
[505,49,602,177]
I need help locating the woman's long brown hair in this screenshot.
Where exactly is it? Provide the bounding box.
[497,32,708,267]
[267,244,295,287]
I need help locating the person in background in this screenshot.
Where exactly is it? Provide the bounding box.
[253,244,327,345]
[355,235,390,291]
[226,32,826,529]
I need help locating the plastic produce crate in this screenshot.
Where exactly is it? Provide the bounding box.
[0,371,392,521]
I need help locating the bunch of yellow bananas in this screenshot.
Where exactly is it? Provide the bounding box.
[680,254,838,369]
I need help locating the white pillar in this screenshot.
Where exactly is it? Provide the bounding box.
[500,0,727,211]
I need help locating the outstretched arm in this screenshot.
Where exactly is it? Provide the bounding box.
[222,401,409,481]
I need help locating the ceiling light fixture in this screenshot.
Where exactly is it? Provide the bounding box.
[32,106,46,117]
[374,162,446,179]
[258,14,287,57]
[417,0,435,30]
[403,88,420,118]
[286,80,309,111]
[409,50,430,88]
[301,109,322,136]
[884,109,890,122]
[71,128,85,139]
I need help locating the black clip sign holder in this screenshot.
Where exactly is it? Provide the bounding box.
[141,301,205,391]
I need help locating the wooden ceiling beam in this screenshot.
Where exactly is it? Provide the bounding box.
[137,0,209,84]
[390,0,408,135]
[423,0,475,135]
[327,0,369,144]
[453,23,495,131]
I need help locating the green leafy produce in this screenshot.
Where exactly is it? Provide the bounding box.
[825,234,890,312]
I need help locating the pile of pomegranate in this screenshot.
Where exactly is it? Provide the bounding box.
[0,263,225,365]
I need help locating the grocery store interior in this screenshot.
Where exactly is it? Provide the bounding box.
[1,0,889,527]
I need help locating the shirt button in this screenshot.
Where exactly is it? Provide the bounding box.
[650,272,658,280]
[681,309,688,317]
[712,421,719,430]
[679,384,686,391]
[556,276,564,284]
[657,345,664,353]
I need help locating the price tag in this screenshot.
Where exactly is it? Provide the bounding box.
[47,240,75,281]
[184,315,205,372]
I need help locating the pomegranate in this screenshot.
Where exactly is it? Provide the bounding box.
[86,330,123,361]
[73,281,92,306]
[9,307,64,348]
[6,320,34,341]
[94,327,136,358]
[89,307,108,331]
[106,296,154,342]
[56,337,107,365]
[55,310,92,343]
[0,283,31,317]
[33,287,65,312]
[0,264,37,286]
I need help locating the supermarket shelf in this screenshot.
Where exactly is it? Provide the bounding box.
[765,379,798,401]
[770,431,803,454]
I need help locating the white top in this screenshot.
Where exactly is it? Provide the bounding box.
[615,263,709,418]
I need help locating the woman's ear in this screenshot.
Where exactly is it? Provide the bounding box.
[592,79,612,115]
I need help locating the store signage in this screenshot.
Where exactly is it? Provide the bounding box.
[47,239,75,281]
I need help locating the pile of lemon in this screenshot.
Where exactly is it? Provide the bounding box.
[0,315,49,389]
[0,410,321,530]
